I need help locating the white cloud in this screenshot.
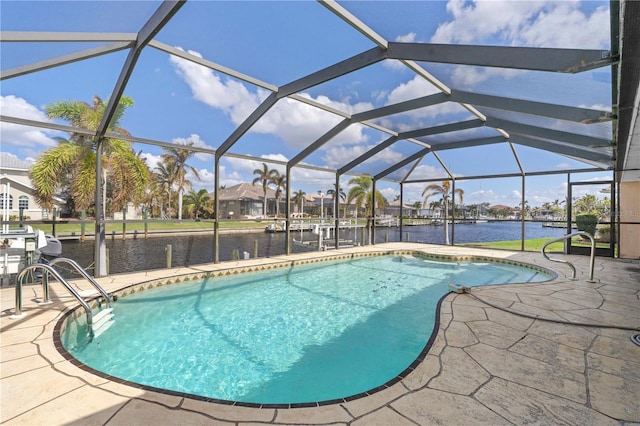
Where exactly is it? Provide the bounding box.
[466,189,498,204]
[223,155,286,177]
[382,32,420,72]
[450,66,521,88]
[140,152,163,171]
[407,163,447,181]
[556,162,570,169]
[379,187,398,201]
[222,154,337,190]
[256,96,369,149]
[190,168,215,190]
[386,76,441,105]
[432,0,608,48]
[171,133,216,162]
[574,174,612,183]
[0,95,59,151]
[517,4,609,49]
[384,76,464,121]
[577,103,610,112]
[397,32,418,43]
[170,49,263,123]
[322,144,368,169]
[169,48,371,151]
[431,1,610,86]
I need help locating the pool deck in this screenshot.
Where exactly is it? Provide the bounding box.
[1,243,639,425]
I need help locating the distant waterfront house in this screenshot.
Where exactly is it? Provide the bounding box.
[0,152,63,221]
[531,207,555,220]
[383,200,420,217]
[489,204,516,219]
[216,183,336,219]
[215,182,283,219]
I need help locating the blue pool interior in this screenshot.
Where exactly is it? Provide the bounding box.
[60,254,553,405]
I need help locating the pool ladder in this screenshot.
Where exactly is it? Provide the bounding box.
[541,231,596,283]
[12,258,114,339]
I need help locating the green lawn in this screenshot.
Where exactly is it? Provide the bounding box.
[22,219,268,236]
[461,238,565,252]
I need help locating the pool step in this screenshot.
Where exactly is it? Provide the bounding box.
[92,308,114,338]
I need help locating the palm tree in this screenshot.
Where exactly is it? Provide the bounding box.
[252,162,277,216]
[152,159,178,219]
[327,183,346,218]
[183,189,211,219]
[30,95,150,214]
[292,189,306,216]
[412,201,422,218]
[429,200,442,218]
[347,175,387,243]
[270,171,287,217]
[422,181,464,245]
[551,198,565,220]
[518,200,531,219]
[161,143,200,220]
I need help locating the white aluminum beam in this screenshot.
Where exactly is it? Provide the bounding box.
[289,119,352,166]
[509,135,613,164]
[216,92,279,157]
[149,40,278,92]
[486,117,611,148]
[0,31,136,42]
[351,92,449,122]
[429,136,507,151]
[340,120,482,175]
[451,90,612,124]
[96,0,184,139]
[318,0,388,48]
[279,47,386,98]
[1,42,131,80]
[374,148,431,180]
[401,119,484,139]
[388,42,613,73]
[338,136,399,175]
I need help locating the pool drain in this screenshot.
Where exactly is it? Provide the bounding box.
[632,334,640,347]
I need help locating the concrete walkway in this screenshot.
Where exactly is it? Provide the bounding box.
[2,243,639,425]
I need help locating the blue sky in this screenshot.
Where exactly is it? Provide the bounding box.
[1,0,614,207]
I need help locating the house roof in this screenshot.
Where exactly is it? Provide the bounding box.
[216,182,278,202]
[0,152,32,171]
[490,204,514,211]
[0,174,32,187]
[386,199,418,209]
[0,170,65,205]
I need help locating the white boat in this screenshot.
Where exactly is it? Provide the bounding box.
[265,221,287,233]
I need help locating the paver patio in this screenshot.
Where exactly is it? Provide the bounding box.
[2,243,639,425]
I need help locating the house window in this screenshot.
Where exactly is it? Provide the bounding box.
[18,196,29,210]
[0,194,13,209]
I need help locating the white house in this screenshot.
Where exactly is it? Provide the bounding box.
[0,153,63,221]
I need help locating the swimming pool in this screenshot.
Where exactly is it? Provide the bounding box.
[58,252,553,406]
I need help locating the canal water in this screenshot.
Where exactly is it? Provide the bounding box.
[57,221,567,276]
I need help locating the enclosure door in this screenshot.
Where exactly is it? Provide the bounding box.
[567,181,615,257]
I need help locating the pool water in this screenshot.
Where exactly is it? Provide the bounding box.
[62,255,551,405]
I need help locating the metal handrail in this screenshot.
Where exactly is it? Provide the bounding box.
[48,258,111,308]
[541,231,596,282]
[15,264,95,338]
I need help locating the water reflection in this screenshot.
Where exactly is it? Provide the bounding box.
[59,222,566,275]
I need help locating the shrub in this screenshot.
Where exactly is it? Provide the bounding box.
[576,213,598,237]
[597,225,612,243]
